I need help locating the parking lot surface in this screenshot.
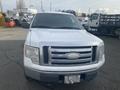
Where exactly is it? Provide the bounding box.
[0,27,120,90]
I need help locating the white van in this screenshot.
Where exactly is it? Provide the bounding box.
[24,12,105,84]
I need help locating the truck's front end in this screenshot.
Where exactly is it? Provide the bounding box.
[24,12,105,84]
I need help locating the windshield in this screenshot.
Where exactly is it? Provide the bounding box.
[31,13,82,30]
[91,14,99,20]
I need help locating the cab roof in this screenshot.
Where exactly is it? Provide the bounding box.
[37,11,73,15]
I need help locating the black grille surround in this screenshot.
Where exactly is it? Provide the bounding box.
[43,46,97,66]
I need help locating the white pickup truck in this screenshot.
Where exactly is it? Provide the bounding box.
[24,12,105,84]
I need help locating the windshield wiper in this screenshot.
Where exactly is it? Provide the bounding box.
[32,25,54,28]
[32,25,81,29]
[56,26,80,29]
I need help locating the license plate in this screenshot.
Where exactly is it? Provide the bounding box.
[64,75,80,84]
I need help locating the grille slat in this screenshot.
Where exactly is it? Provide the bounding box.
[50,48,92,52]
[51,53,92,58]
[51,46,91,49]
[52,56,92,60]
[51,51,92,54]
[51,58,91,64]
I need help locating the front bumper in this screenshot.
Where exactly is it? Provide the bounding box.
[24,56,105,82]
[25,67,98,83]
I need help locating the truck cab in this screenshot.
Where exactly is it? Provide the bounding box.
[24,12,105,84]
[89,13,100,28]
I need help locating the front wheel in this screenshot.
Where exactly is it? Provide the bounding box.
[24,69,33,81]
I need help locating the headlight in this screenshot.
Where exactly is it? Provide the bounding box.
[97,42,104,61]
[24,45,39,64]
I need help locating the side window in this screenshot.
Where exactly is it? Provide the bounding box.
[91,14,98,20]
[70,16,76,24]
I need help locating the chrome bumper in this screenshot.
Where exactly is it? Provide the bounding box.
[24,56,105,74]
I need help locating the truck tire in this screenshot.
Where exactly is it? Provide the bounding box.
[24,74,33,81]
[24,69,33,81]
[115,29,120,39]
[98,28,108,35]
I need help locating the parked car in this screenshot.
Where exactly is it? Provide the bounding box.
[62,10,77,16]
[4,18,16,27]
[78,16,89,29]
[20,14,33,28]
[20,18,30,28]
[24,12,105,84]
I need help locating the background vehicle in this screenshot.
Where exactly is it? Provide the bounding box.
[78,17,89,28]
[19,13,33,28]
[62,10,77,16]
[24,12,105,84]
[87,13,120,37]
[6,8,36,27]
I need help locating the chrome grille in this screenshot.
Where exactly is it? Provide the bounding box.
[43,46,97,65]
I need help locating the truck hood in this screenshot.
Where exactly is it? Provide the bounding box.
[26,28,103,46]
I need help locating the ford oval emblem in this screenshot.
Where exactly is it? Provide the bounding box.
[65,53,80,60]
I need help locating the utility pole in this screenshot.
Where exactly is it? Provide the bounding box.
[16,0,25,10]
[88,8,91,15]
[50,0,52,11]
[0,0,3,12]
[41,0,44,12]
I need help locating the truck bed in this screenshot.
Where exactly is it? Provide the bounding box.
[99,14,120,27]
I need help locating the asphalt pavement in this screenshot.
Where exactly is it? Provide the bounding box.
[0,27,120,90]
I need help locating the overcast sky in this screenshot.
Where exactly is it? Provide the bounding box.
[1,0,120,13]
